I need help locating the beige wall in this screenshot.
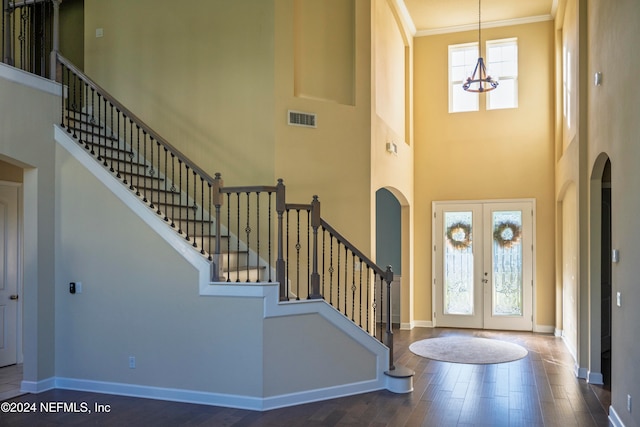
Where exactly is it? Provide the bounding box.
[371,0,415,325]
[413,21,556,328]
[84,0,276,187]
[274,0,373,251]
[585,0,640,424]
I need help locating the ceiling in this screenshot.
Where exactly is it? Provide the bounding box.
[400,0,557,36]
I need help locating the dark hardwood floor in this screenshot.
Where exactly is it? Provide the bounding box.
[1,327,610,426]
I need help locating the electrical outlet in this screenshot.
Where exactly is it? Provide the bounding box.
[69,282,76,294]
[129,356,136,369]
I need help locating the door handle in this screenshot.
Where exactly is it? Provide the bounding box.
[9,295,19,300]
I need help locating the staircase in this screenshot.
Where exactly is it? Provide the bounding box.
[55,54,409,375]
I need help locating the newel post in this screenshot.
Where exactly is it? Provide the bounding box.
[276,179,288,301]
[384,265,395,370]
[309,195,322,299]
[211,173,224,281]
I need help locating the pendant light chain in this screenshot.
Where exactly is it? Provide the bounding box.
[478,0,482,58]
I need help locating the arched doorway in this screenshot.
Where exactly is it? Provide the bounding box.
[375,188,401,325]
[599,159,612,389]
[587,154,612,388]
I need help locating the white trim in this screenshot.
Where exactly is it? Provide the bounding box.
[608,405,626,427]
[554,328,563,337]
[33,376,385,412]
[574,364,587,380]
[400,322,414,330]
[416,15,554,37]
[412,320,433,328]
[21,377,56,393]
[391,0,416,36]
[534,324,555,334]
[0,62,61,96]
[587,371,604,385]
[55,126,212,290]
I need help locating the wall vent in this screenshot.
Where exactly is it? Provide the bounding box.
[288,110,317,128]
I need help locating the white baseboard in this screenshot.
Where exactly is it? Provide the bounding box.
[48,377,384,412]
[609,405,626,427]
[21,377,56,393]
[413,320,433,328]
[587,371,604,385]
[574,364,588,380]
[554,328,563,337]
[533,324,555,334]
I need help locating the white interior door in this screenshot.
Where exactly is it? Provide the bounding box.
[433,200,534,331]
[0,184,19,367]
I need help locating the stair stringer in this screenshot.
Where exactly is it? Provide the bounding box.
[55,125,212,287]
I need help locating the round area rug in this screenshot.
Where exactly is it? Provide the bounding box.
[409,336,528,364]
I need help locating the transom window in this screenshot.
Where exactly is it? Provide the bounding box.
[448,38,518,113]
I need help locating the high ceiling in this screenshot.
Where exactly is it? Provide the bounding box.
[401,0,557,36]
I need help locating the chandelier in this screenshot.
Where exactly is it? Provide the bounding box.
[462,0,498,93]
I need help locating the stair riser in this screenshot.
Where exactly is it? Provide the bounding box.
[224,268,264,283]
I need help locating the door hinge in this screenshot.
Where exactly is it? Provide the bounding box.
[434,244,436,252]
[434,312,436,318]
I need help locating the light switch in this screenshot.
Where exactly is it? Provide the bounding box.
[96,28,104,38]
[612,249,620,263]
[617,292,621,307]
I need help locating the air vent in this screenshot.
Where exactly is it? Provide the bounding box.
[288,110,317,128]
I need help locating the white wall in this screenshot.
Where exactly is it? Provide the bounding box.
[0,64,60,387]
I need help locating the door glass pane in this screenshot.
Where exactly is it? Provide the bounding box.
[444,212,474,315]
[492,210,523,316]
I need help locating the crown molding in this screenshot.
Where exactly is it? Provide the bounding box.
[415,14,554,37]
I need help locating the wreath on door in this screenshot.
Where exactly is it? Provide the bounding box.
[446,222,472,250]
[493,221,522,248]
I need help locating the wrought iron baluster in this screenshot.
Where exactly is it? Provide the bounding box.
[337,241,341,312]
[89,88,95,155]
[134,124,140,194]
[256,192,260,281]
[141,130,147,202]
[379,274,384,341]
[184,164,190,240]
[235,192,240,282]
[307,209,310,298]
[359,259,363,327]
[226,192,231,282]
[268,192,272,282]
[169,154,176,228]
[322,229,326,297]
[177,159,183,234]
[245,191,251,282]
[344,246,348,316]
[286,209,290,292]
[163,147,169,221]
[351,252,356,321]
[200,177,205,253]
[295,209,301,299]
[191,168,197,246]
[207,181,213,260]
[96,92,103,162]
[366,266,371,333]
[110,104,117,175]
[149,136,156,210]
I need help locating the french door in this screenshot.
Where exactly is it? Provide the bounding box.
[433,200,534,331]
